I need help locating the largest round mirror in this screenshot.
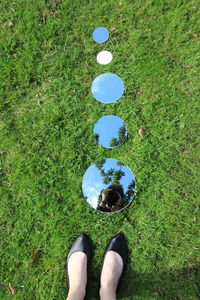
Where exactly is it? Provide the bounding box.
[82,158,136,213]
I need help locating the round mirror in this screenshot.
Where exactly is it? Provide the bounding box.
[82,158,136,213]
[91,73,124,103]
[93,27,109,43]
[96,50,113,65]
[93,115,128,149]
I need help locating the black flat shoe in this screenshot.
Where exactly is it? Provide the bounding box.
[97,233,128,298]
[98,233,128,296]
[67,233,91,263]
[66,233,91,292]
[105,233,128,275]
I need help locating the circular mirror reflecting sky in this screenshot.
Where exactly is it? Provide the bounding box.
[82,158,136,214]
[93,115,128,149]
[96,50,113,65]
[93,27,109,43]
[91,73,124,103]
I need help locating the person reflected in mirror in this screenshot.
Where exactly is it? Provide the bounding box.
[66,233,128,300]
[97,184,125,212]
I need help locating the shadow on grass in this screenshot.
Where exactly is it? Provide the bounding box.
[86,264,200,300]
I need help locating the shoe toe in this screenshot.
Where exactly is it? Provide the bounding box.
[67,233,91,262]
[106,233,128,266]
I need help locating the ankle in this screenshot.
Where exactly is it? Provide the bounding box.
[67,287,86,300]
[99,286,116,300]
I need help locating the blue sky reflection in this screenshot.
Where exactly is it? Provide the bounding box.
[92,27,109,43]
[91,73,124,103]
[93,115,127,148]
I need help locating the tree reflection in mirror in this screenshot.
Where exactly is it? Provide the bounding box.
[93,115,128,149]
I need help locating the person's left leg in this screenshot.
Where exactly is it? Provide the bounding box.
[99,233,128,300]
[66,252,87,300]
[99,251,123,300]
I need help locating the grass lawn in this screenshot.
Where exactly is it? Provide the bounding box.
[0,0,199,299]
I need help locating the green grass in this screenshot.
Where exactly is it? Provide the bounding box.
[0,0,199,299]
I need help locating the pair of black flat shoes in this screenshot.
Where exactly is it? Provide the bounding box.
[67,233,128,288]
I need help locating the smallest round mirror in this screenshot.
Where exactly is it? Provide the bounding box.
[96,50,113,65]
[93,115,128,149]
[93,27,109,43]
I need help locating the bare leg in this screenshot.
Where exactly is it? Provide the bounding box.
[66,252,87,300]
[99,251,123,300]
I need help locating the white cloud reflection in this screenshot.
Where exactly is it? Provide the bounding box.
[82,177,103,208]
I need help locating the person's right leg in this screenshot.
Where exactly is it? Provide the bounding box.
[66,233,91,300]
[99,250,123,300]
